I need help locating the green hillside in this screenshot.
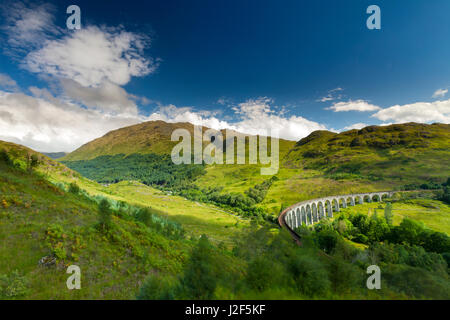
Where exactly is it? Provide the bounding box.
[62,120,296,161]
[194,123,450,216]
[60,122,450,224]
[0,144,191,299]
[284,122,450,182]
[2,139,450,300]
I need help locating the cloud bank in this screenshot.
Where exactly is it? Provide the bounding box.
[327,100,381,112]
[371,99,450,123]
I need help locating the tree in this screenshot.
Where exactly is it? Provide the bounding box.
[384,202,394,225]
[0,149,12,166]
[394,218,424,246]
[288,254,330,297]
[26,154,39,171]
[180,235,217,299]
[137,274,176,300]
[328,256,362,294]
[68,183,80,195]
[440,186,450,205]
[136,208,152,227]
[98,199,112,231]
[316,229,339,254]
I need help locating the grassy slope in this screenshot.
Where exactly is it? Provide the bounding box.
[198,123,450,215]
[1,140,248,245]
[335,198,450,235]
[60,122,449,222]
[0,161,191,299]
[62,120,296,161]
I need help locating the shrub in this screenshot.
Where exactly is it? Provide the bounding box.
[0,270,29,298]
[288,254,330,297]
[383,264,450,299]
[137,274,176,300]
[68,183,80,195]
[179,235,217,299]
[328,256,362,293]
[98,199,112,231]
[354,233,369,244]
[316,229,339,254]
[135,208,152,226]
[0,149,12,166]
[384,202,393,225]
[440,186,450,205]
[246,256,286,292]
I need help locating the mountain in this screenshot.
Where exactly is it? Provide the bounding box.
[284,122,450,182]
[59,121,450,218]
[1,139,449,300]
[42,152,67,159]
[62,120,296,161]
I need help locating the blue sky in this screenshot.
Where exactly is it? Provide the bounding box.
[0,0,449,151]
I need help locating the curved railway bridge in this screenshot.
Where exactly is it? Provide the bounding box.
[278,191,395,241]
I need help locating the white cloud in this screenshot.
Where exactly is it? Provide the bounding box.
[24,26,154,87]
[60,79,138,115]
[1,2,156,115]
[317,87,344,102]
[1,2,60,55]
[0,90,143,152]
[327,99,381,112]
[432,88,448,98]
[149,98,328,141]
[341,123,368,131]
[371,99,450,123]
[0,73,18,90]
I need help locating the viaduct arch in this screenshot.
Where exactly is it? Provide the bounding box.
[278,191,395,237]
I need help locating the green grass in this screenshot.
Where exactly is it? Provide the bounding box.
[0,162,192,299]
[0,138,250,246]
[335,199,450,235]
[194,123,450,218]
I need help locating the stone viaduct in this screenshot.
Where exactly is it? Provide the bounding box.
[280,191,395,232]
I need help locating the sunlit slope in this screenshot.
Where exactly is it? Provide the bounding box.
[62,120,296,161]
[0,144,191,299]
[197,123,450,215]
[59,122,449,220]
[0,140,248,244]
[284,122,450,182]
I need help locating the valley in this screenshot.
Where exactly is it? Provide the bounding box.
[1,121,449,300]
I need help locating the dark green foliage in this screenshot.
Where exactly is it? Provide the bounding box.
[26,154,39,170]
[441,186,450,205]
[345,212,450,254]
[179,235,218,299]
[133,207,185,240]
[288,254,331,296]
[384,202,393,225]
[328,256,362,294]
[98,199,112,231]
[369,243,448,274]
[175,184,272,222]
[62,153,206,188]
[403,181,443,191]
[246,256,285,292]
[419,230,450,254]
[383,264,450,299]
[68,182,80,195]
[0,149,12,166]
[137,274,176,300]
[0,270,29,298]
[347,213,390,243]
[316,229,339,254]
[244,177,276,203]
[135,208,152,226]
